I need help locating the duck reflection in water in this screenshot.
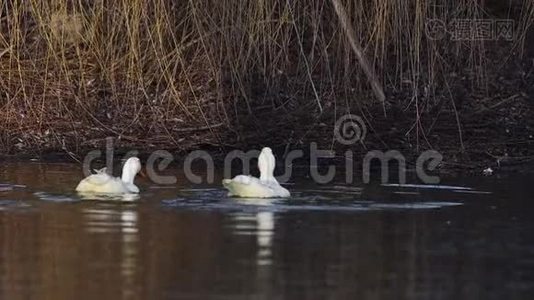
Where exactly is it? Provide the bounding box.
[83,207,139,298]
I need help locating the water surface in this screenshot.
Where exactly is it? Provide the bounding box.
[0,161,533,299]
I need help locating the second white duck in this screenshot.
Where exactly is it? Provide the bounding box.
[222,147,290,198]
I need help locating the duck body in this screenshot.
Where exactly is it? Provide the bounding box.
[223,175,290,198]
[75,172,139,193]
[76,157,141,194]
[222,148,290,198]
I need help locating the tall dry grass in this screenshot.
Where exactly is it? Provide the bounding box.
[0,0,531,156]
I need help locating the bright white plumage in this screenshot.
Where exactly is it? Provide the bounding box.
[222,147,290,198]
[76,157,141,194]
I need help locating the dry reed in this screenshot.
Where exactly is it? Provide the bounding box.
[0,0,531,162]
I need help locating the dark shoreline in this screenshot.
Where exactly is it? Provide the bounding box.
[2,144,532,177]
[1,2,533,175]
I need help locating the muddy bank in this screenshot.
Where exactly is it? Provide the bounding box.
[2,53,533,174]
[2,57,534,174]
[4,51,533,174]
[0,1,533,174]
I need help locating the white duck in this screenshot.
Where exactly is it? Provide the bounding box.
[222,147,290,198]
[76,157,142,194]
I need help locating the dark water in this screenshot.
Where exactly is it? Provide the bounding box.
[0,161,533,299]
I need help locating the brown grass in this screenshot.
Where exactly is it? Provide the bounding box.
[0,0,532,161]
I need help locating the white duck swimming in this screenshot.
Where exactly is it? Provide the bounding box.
[222,147,290,198]
[76,157,142,194]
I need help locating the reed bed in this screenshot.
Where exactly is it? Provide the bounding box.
[0,0,532,166]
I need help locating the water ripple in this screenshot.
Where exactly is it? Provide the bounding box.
[161,197,463,213]
[0,200,31,211]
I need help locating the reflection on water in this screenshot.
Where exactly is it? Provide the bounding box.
[256,212,274,266]
[84,208,139,299]
[0,161,534,299]
[381,183,473,190]
[229,210,275,266]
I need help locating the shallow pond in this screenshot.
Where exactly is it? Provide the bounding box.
[1,161,533,299]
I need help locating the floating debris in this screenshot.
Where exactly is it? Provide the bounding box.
[483,167,494,176]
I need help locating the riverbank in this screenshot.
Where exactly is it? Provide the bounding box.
[1,1,532,173]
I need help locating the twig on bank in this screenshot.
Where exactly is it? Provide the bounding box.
[330,0,386,114]
[444,79,465,152]
[473,94,521,115]
[286,0,323,113]
[173,122,224,132]
[0,47,11,59]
